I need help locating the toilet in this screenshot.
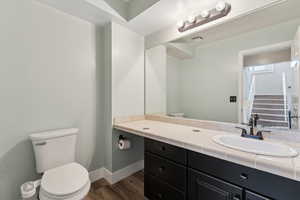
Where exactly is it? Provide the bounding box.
[30,128,90,200]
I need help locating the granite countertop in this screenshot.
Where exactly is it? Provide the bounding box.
[114,118,300,182]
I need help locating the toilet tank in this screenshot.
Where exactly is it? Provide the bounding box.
[30,128,78,173]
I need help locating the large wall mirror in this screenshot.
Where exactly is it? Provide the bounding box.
[145,16,300,131]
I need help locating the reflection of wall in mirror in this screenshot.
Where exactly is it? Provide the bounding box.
[145,45,167,115]
[165,18,300,123]
[167,56,181,115]
[244,62,294,95]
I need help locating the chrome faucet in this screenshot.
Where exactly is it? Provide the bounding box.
[236,114,271,140]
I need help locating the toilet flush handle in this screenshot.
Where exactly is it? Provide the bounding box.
[35,141,47,146]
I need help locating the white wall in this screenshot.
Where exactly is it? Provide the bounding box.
[146,45,167,114]
[167,56,181,114]
[112,23,145,117]
[103,22,145,172]
[251,62,292,95]
[166,43,195,59]
[0,1,105,199]
[111,22,145,172]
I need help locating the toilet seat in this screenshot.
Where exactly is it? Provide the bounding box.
[39,162,90,200]
[40,182,90,200]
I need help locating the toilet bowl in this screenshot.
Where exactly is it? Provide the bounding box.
[39,162,90,200]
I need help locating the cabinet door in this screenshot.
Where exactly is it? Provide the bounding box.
[189,169,242,200]
[145,174,186,200]
[145,138,187,165]
[246,191,272,200]
[145,152,187,191]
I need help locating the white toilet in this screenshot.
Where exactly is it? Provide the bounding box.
[30,128,91,200]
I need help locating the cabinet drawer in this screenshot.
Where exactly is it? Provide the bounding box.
[145,138,187,165]
[145,152,187,191]
[245,191,272,200]
[189,169,243,200]
[145,174,186,200]
[188,151,300,200]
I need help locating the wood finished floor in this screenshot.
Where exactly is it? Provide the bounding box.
[84,171,144,200]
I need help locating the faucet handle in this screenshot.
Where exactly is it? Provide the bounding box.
[235,127,247,135]
[257,130,271,135]
[256,130,271,140]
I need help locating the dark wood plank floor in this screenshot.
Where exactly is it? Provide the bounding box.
[85,171,144,200]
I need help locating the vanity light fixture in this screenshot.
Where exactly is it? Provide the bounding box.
[188,16,196,24]
[216,1,227,12]
[178,1,231,32]
[200,10,210,18]
[177,20,185,29]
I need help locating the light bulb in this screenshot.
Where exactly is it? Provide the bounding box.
[216,1,226,12]
[200,10,210,18]
[177,20,185,28]
[188,16,196,24]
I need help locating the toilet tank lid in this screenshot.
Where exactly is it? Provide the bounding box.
[30,128,79,141]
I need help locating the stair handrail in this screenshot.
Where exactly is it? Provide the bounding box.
[247,76,256,122]
[282,72,288,122]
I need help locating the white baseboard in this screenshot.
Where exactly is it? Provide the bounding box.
[89,167,105,183]
[89,160,144,185]
[109,159,144,184]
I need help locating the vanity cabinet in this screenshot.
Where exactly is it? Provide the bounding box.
[145,152,187,191]
[144,138,300,200]
[245,191,271,200]
[189,169,243,200]
[145,138,188,200]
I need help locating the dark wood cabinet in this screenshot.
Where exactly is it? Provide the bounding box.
[245,191,272,200]
[188,151,300,200]
[189,169,243,200]
[144,138,300,200]
[145,174,186,200]
[145,152,187,191]
[145,139,188,200]
[145,138,187,164]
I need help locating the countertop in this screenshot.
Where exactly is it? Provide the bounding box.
[114,118,300,182]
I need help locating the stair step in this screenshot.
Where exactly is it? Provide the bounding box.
[254,103,285,106]
[254,99,285,104]
[258,118,287,122]
[252,113,285,117]
[253,104,285,109]
[257,120,288,127]
[252,109,285,115]
[255,95,284,100]
[252,114,286,121]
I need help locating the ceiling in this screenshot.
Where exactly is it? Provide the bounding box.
[36,0,300,45]
[36,0,160,25]
[36,0,236,35]
[127,0,221,35]
[171,0,300,47]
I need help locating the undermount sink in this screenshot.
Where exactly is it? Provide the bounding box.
[213,135,298,158]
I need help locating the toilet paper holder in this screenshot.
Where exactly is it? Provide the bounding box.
[118,135,131,150]
[119,135,125,140]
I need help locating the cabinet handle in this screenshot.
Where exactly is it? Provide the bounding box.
[240,173,248,181]
[157,193,163,199]
[158,166,165,172]
[35,141,47,146]
[160,146,166,151]
[233,195,241,200]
